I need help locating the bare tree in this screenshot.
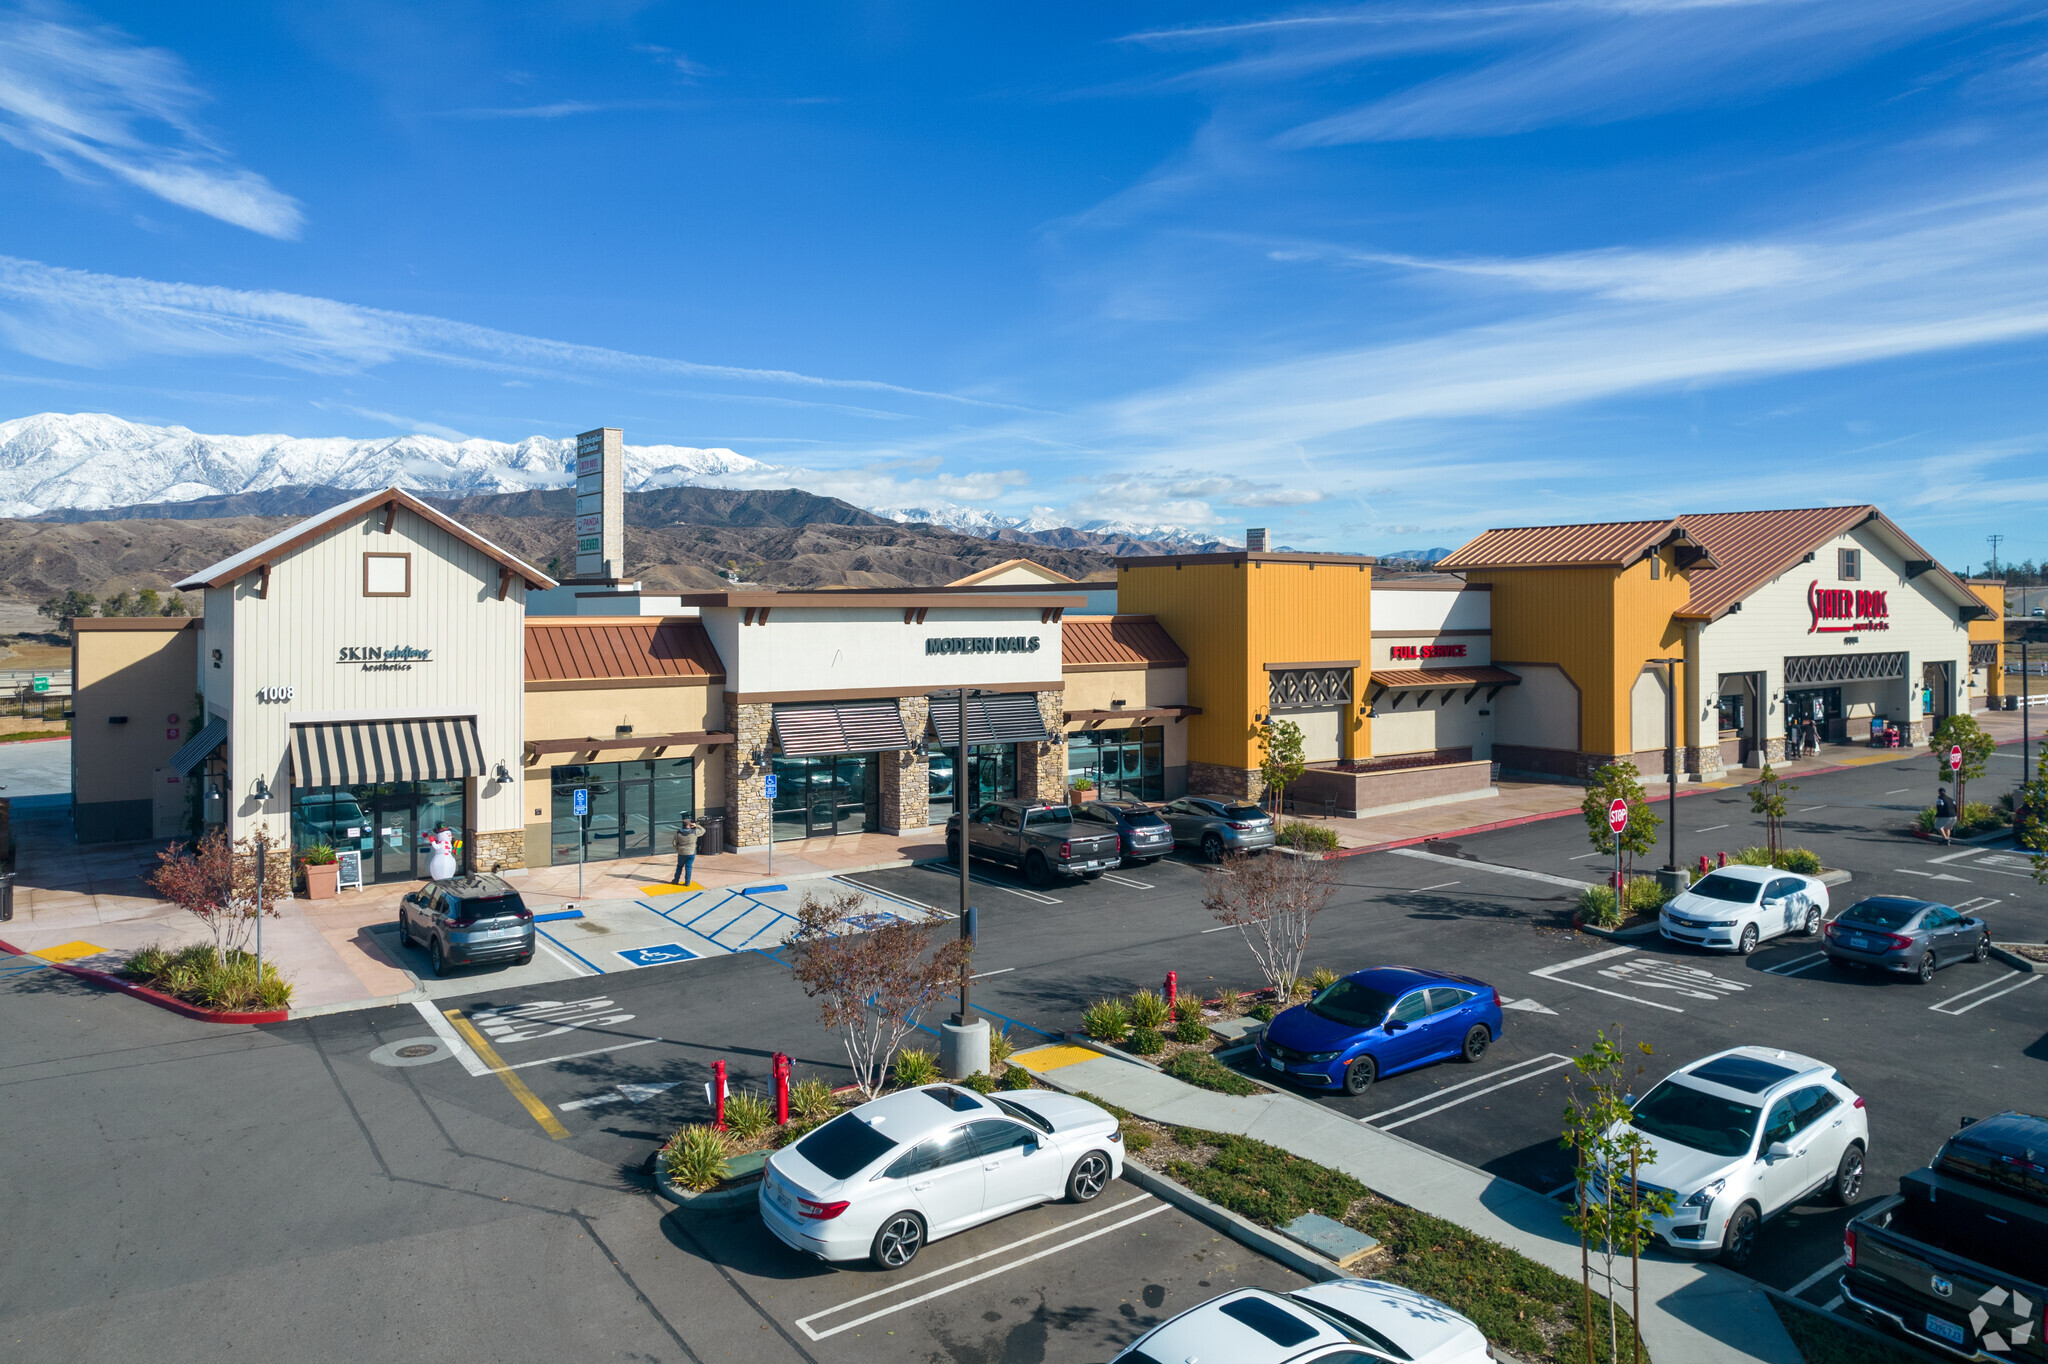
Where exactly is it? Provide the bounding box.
[1200,852,1337,999]
[146,825,288,965]
[784,889,972,1099]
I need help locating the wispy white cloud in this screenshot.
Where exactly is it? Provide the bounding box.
[442,100,682,120]
[318,401,469,442]
[0,7,302,237]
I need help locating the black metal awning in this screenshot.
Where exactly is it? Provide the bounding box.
[928,690,1052,747]
[772,702,911,756]
[292,717,484,786]
[168,717,227,775]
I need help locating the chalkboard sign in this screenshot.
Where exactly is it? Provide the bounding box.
[336,848,364,892]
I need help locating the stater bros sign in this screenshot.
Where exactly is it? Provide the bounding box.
[1808,581,1891,634]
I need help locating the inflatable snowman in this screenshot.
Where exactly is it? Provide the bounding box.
[426,825,459,881]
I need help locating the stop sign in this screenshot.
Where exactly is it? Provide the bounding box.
[1607,797,1629,834]
[1949,745,1963,771]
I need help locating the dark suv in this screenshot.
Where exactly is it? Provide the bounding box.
[1075,800,1174,866]
[397,874,536,977]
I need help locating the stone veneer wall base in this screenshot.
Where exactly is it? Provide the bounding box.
[471,828,526,872]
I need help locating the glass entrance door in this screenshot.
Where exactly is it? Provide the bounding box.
[771,754,881,840]
[373,789,417,881]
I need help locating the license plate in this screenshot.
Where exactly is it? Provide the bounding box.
[476,927,523,942]
[1268,1058,1285,1072]
[1851,936,1872,950]
[771,1185,795,1214]
[1925,1314,1966,1346]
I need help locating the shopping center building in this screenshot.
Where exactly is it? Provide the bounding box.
[66,475,1994,874]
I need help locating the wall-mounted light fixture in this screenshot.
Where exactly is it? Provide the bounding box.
[615,723,633,736]
[749,747,768,767]
[493,760,512,783]
[252,777,272,802]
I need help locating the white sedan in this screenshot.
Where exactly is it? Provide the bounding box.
[1113,1282,1492,1364]
[1659,865,1830,954]
[759,1083,1124,1269]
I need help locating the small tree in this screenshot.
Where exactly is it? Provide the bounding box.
[145,825,288,965]
[1929,713,1996,813]
[1252,716,1308,815]
[160,591,192,617]
[1201,850,1337,1000]
[1748,763,1798,857]
[37,590,96,626]
[1560,1030,1673,1364]
[2016,748,2048,886]
[785,889,972,1099]
[1581,762,1661,878]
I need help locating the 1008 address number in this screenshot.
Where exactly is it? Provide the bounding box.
[256,685,296,703]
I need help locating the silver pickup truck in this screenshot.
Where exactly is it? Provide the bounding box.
[945,800,1122,887]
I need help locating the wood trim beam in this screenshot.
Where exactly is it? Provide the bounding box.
[255,563,270,600]
[523,675,721,693]
[523,730,736,758]
[382,503,397,534]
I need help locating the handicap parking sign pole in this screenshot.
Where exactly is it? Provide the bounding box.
[764,772,777,875]
[573,787,588,899]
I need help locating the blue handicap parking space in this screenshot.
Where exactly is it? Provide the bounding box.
[616,943,699,967]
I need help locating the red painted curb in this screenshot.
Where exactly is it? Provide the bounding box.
[0,733,71,746]
[0,937,288,1025]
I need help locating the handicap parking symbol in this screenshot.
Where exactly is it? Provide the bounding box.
[618,943,699,967]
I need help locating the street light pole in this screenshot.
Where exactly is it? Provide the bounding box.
[957,685,972,1026]
[1652,656,1684,879]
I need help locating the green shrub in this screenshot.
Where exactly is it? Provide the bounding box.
[1279,820,1339,852]
[777,1116,825,1146]
[141,947,294,1012]
[724,1088,772,1140]
[1776,847,1824,874]
[1123,1127,1155,1154]
[1163,1051,1259,1096]
[986,1026,1014,1072]
[1166,1128,1365,1226]
[1622,876,1670,912]
[1171,993,1204,1024]
[1733,845,1774,866]
[662,1125,729,1191]
[1249,1001,1276,1022]
[1082,997,1130,1042]
[1576,885,1621,928]
[1126,1027,1164,1056]
[788,1076,839,1121]
[1000,1064,1034,1090]
[963,1071,997,1094]
[1306,966,1339,992]
[1216,987,1241,1015]
[1174,1017,1207,1044]
[1127,988,1171,1030]
[892,1048,940,1088]
[124,943,170,980]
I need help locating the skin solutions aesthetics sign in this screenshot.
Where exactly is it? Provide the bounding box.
[573,426,625,580]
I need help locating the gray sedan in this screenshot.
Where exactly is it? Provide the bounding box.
[1159,797,1277,861]
[1822,896,1990,982]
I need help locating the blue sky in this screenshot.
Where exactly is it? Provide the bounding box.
[1,1,2046,566]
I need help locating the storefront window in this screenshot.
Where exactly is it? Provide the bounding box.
[1068,727,1165,802]
[549,759,694,865]
[771,754,880,841]
[928,745,1017,826]
[292,779,471,885]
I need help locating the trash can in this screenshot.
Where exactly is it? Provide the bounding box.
[700,816,725,858]
[0,871,13,923]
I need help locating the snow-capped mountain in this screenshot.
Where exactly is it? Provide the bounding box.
[0,412,763,517]
[875,502,1232,550]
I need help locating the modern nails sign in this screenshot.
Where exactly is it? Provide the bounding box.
[1808,581,1890,634]
[924,636,1041,655]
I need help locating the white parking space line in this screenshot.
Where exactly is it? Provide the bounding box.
[970,967,1015,980]
[1099,873,1154,889]
[1765,952,1829,977]
[1931,975,2041,1016]
[412,998,488,1076]
[1823,1294,1844,1311]
[1530,947,1686,1013]
[1419,880,1461,891]
[1886,788,1911,795]
[501,1037,661,1071]
[1375,1059,1577,1131]
[1567,852,1604,861]
[1390,847,1596,890]
[972,873,1061,905]
[1796,805,1827,812]
[535,935,600,976]
[796,1197,1171,1341]
[1788,1256,1848,1299]
[1928,849,1981,865]
[1360,1053,1571,1123]
[1546,1181,1577,1201]
[1953,897,2001,914]
[1200,924,1235,934]
[1695,825,1729,833]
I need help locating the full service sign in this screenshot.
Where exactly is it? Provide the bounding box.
[1807,580,1891,634]
[1388,643,1467,661]
[924,635,1042,656]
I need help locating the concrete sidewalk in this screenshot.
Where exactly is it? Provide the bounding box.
[1017,1043,1800,1364]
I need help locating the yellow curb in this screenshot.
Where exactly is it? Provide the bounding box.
[1011,1043,1102,1073]
[32,940,108,963]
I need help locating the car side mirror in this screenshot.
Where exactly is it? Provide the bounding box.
[1767,1140,1792,1161]
[1385,1018,1407,1032]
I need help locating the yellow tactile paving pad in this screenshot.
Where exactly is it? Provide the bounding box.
[32,940,107,963]
[1011,1043,1101,1073]
[638,882,704,895]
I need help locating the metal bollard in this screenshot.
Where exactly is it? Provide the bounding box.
[1164,970,1176,1010]
[712,1059,728,1129]
[773,1052,790,1125]
[1718,850,1728,869]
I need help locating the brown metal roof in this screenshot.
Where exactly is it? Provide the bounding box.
[1061,615,1188,671]
[1371,665,1521,689]
[1435,520,1682,571]
[1673,507,1875,621]
[524,618,725,683]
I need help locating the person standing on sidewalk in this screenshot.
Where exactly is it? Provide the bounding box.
[671,815,704,886]
[1934,787,1957,844]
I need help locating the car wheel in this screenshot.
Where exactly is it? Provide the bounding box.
[1460,1024,1491,1063]
[1342,1055,1377,1096]
[946,834,962,865]
[1737,924,1759,955]
[870,1212,925,1270]
[1201,834,1224,863]
[394,918,410,948]
[1024,853,1053,888]
[1802,906,1823,936]
[515,953,533,967]
[1972,936,1990,963]
[1916,951,1936,983]
[429,939,451,978]
[1830,1144,1864,1206]
[1718,1203,1760,1268]
[1066,1151,1112,1203]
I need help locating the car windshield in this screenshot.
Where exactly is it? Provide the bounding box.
[1629,1079,1761,1158]
[446,893,525,924]
[1307,979,1399,1028]
[1838,898,1925,931]
[1688,874,1763,904]
[1123,810,1167,828]
[991,1095,1053,1133]
[1025,806,1072,828]
[794,1112,898,1179]
[1221,804,1267,820]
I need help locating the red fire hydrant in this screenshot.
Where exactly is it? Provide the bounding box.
[1164,970,1177,1010]
[712,1059,728,1129]
[773,1052,791,1125]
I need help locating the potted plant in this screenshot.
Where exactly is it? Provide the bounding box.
[1068,777,1095,799]
[300,843,339,899]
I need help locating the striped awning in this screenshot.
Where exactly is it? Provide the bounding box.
[929,690,1052,747]
[169,717,228,775]
[772,702,911,756]
[292,717,485,787]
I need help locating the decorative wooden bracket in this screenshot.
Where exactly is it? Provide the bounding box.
[498,565,512,602]
[254,563,271,599]
[382,503,397,534]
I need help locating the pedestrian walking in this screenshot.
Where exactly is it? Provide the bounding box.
[671,814,704,886]
[1934,787,1957,844]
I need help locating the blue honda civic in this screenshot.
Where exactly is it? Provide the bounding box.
[1253,966,1504,1096]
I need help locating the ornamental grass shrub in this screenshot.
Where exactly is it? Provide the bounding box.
[1126,1027,1165,1056]
[1575,885,1621,928]
[892,1048,940,1088]
[1916,803,2005,837]
[723,1088,772,1140]
[1171,994,1204,1024]
[1082,997,1130,1042]
[124,942,291,1011]
[986,1027,1015,1071]
[1306,966,1340,992]
[662,1125,729,1191]
[1622,876,1670,913]
[1776,846,1825,874]
[1216,987,1241,1015]
[1734,844,1830,871]
[1278,820,1340,853]
[788,1076,839,1121]
[1127,988,1171,1030]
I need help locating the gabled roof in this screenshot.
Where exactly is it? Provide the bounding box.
[1435,519,1713,571]
[1673,506,1987,622]
[1061,615,1188,671]
[175,487,556,592]
[524,617,724,683]
[947,558,1076,587]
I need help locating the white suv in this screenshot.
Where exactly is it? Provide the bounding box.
[1611,1046,1867,1269]
[1659,865,1830,954]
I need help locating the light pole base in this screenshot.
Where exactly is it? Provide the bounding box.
[939,1017,990,1080]
[1655,867,1689,895]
